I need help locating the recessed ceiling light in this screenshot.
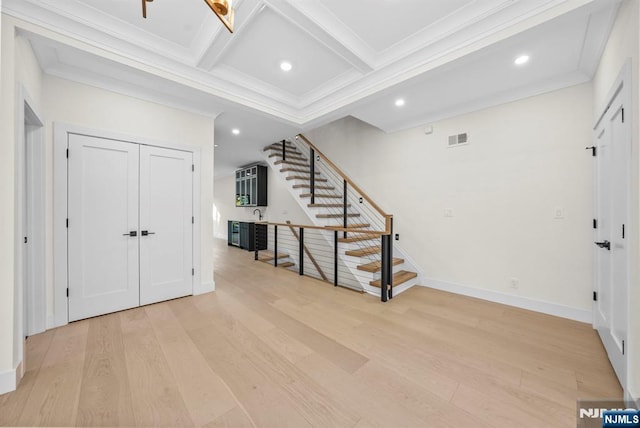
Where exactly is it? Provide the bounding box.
[232,129,240,135]
[280,61,292,72]
[395,98,405,107]
[514,55,530,66]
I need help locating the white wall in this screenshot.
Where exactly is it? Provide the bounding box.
[0,16,46,393]
[1,14,216,394]
[305,82,594,316]
[592,0,639,405]
[0,14,19,392]
[213,166,310,240]
[44,75,216,316]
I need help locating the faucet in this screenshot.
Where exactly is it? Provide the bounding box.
[253,208,263,221]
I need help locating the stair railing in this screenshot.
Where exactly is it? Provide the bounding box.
[264,135,395,301]
[296,134,393,235]
[254,221,385,293]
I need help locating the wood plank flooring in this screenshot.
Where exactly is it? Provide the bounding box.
[0,239,622,427]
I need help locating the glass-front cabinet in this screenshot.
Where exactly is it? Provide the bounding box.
[235,164,267,207]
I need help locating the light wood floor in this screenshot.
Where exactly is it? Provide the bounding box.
[0,239,621,427]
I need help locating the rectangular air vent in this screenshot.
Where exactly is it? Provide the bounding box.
[448,133,469,148]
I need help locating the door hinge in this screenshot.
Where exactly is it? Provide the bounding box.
[66,288,69,297]
[622,339,625,355]
[192,164,194,172]
[593,219,597,229]
[585,146,596,157]
[622,224,625,239]
[24,237,28,244]
[66,148,69,159]
[192,216,194,224]
[621,108,624,123]
[593,291,598,302]
[192,268,195,276]
[66,218,69,228]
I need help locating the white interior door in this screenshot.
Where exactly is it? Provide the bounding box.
[68,134,140,321]
[594,85,629,386]
[139,145,193,305]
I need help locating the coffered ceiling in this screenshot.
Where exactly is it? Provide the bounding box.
[2,0,620,177]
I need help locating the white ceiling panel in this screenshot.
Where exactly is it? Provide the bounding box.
[318,0,474,52]
[214,6,355,97]
[74,0,211,48]
[349,11,594,132]
[1,0,621,176]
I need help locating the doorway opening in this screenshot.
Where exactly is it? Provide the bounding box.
[17,88,46,379]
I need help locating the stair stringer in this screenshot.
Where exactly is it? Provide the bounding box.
[264,149,421,297]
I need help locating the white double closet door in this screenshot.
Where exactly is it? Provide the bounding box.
[68,134,193,321]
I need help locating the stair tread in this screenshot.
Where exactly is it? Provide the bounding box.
[264,147,299,154]
[323,223,371,229]
[317,213,361,218]
[300,193,342,199]
[338,234,378,243]
[278,262,295,268]
[258,251,289,262]
[370,270,417,288]
[339,223,371,229]
[281,168,322,174]
[269,154,306,161]
[293,184,335,190]
[286,176,327,182]
[308,203,351,208]
[357,258,404,273]
[275,160,309,167]
[345,246,381,257]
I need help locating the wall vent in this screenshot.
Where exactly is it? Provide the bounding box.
[448,133,469,148]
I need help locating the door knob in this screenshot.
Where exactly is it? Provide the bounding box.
[141,230,155,236]
[123,231,137,237]
[595,240,610,250]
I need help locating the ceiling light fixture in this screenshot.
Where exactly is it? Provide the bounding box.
[395,98,405,107]
[141,0,153,19]
[204,0,235,33]
[232,128,240,135]
[280,61,293,72]
[514,55,530,66]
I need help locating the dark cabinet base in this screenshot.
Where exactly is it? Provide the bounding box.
[228,221,267,251]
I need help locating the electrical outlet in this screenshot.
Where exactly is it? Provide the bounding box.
[444,208,454,217]
[359,197,363,203]
[509,277,519,289]
[554,207,565,219]
[395,234,399,241]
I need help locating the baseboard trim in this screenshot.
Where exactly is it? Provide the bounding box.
[46,314,55,330]
[0,366,17,395]
[422,278,592,323]
[194,280,215,295]
[624,390,639,408]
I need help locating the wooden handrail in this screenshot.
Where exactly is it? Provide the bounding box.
[256,221,385,236]
[296,133,392,233]
[286,221,328,282]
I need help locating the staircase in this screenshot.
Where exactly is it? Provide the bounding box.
[261,136,420,298]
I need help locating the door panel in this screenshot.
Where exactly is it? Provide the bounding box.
[68,134,140,321]
[594,87,629,386]
[139,146,193,305]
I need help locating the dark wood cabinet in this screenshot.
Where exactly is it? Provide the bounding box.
[235,165,267,207]
[228,221,267,251]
